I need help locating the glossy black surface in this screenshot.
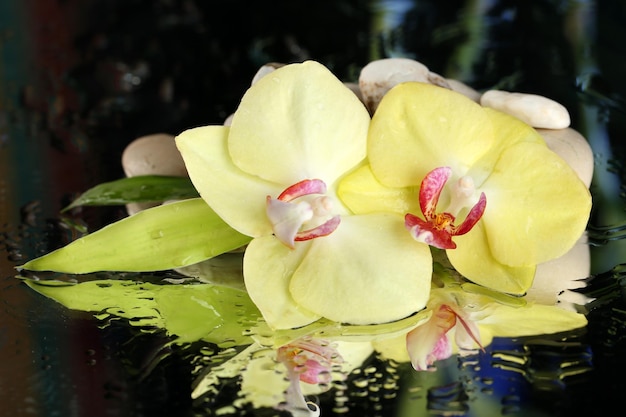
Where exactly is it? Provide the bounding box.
[2,1,626,416]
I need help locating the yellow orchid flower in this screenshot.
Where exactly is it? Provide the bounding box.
[175,61,432,330]
[374,285,587,371]
[339,82,592,295]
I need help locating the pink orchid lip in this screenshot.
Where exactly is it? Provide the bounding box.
[278,179,327,202]
[294,215,341,243]
[276,338,342,416]
[405,166,486,250]
[277,338,343,384]
[267,179,341,248]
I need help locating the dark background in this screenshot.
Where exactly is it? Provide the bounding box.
[2,1,626,416]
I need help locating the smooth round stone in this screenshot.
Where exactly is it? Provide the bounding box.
[121,133,188,215]
[122,133,187,178]
[526,232,591,309]
[445,78,481,102]
[426,71,451,89]
[250,62,284,85]
[344,82,364,103]
[359,58,430,113]
[536,127,594,188]
[125,201,156,216]
[480,90,571,129]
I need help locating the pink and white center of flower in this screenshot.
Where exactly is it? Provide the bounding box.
[405,166,486,249]
[266,179,341,248]
[277,337,342,384]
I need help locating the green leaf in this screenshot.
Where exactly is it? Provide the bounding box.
[24,279,261,346]
[62,175,199,212]
[19,198,252,273]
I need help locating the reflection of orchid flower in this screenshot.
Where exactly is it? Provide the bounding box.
[175,61,432,330]
[407,286,588,371]
[339,82,592,294]
[191,339,374,416]
[374,285,588,371]
[276,337,343,417]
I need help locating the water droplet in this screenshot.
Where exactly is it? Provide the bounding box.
[480,377,494,386]
[427,382,469,415]
[501,394,521,405]
[332,405,350,414]
[363,366,377,374]
[353,377,369,389]
[368,384,381,393]
[502,405,522,415]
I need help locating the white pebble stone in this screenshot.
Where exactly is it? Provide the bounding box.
[359,58,430,113]
[250,62,284,85]
[344,82,364,103]
[445,78,481,102]
[223,113,234,126]
[122,133,187,178]
[480,90,571,129]
[426,71,451,89]
[526,232,591,309]
[121,133,188,215]
[536,127,594,188]
[125,201,156,216]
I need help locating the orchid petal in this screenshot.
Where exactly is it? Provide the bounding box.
[477,303,587,337]
[466,107,547,184]
[337,164,420,215]
[176,125,281,237]
[419,166,450,218]
[243,237,322,330]
[372,333,411,363]
[450,309,483,351]
[289,214,432,325]
[453,192,486,236]
[228,61,369,185]
[481,141,592,266]
[238,346,291,408]
[406,306,455,371]
[446,221,536,294]
[368,82,496,188]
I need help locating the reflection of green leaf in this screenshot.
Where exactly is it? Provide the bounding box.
[62,175,199,211]
[18,198,252,273]
[25,279,260,346]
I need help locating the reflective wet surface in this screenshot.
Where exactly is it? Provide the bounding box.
[2,1,626,416]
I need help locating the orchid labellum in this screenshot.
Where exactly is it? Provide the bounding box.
[405,166,486,249]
